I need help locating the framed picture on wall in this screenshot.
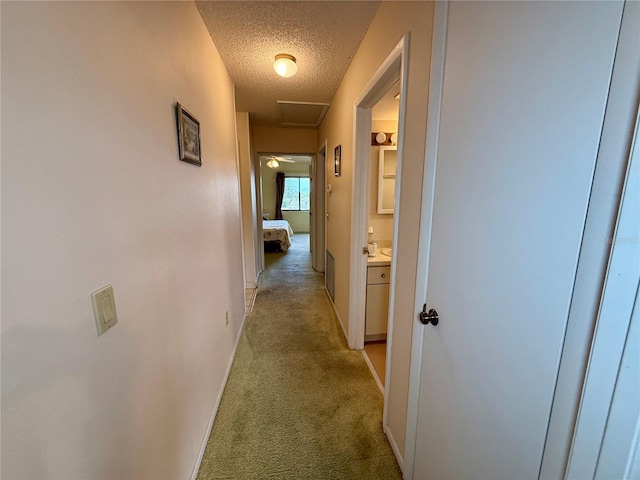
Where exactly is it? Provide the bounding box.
[176,103,202,167]
[334,145,342,177]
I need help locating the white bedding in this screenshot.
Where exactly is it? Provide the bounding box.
[263,220,294,252]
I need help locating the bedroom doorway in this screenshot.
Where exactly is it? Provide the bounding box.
[258,153,314,253]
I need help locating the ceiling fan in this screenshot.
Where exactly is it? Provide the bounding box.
[265,156,296,168]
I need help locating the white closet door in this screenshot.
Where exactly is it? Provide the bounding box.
[411,2,623,478]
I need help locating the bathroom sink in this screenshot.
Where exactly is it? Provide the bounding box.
[380,248,392,257]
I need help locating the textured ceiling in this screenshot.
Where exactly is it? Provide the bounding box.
[196,1,381,127]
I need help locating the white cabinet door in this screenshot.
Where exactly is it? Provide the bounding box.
[412,2,622,479]
[365,283,389,336]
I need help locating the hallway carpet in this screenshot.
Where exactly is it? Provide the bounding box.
[197,234,402,479]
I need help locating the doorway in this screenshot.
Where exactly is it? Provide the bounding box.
[311,141,327,273]
[258,153,313,239]
[348,35,409,465]
[362,82,401,391]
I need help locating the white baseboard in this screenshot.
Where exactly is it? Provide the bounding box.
[384,423,405,475]
[245,268,262,290]
[361,350,384,394]
[190,311,248,480]
[323,286,349,345]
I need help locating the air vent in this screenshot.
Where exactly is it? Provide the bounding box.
[277,101,330,128]
[326,250,335,302]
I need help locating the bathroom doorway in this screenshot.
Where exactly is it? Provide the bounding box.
[362,79,401,391]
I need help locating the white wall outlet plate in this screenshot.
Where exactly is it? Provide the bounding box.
[91,285,118,336]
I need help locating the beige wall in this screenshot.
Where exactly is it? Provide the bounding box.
[372,118,399,133]
[318,1,435,462]
[252,126,318,155]
[1,3,244,478]
[261,161,311,233]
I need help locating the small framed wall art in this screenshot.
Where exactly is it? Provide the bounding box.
[176,103,202,167]
[334,145,342,177]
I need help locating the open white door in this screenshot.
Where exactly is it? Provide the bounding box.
[409,2,624,478]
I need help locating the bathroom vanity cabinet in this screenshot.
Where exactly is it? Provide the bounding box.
[365,264,390,339]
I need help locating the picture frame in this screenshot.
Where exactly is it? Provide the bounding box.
[176,103,202,167]
[334,145,342,177]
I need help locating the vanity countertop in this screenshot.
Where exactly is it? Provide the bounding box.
[367,255,391,266]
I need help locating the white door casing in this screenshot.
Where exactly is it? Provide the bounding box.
[595,291,640,480]
[408,2,623,479]
[349,35,408,351]
[541,1,640,475]
[312,141,327,272]
[567,107,640,479]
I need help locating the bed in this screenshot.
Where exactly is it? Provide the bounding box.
[263,220,294,252]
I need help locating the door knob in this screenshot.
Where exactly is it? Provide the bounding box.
[419,304,439,326]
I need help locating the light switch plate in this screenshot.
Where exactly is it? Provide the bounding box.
[91,285,118,336]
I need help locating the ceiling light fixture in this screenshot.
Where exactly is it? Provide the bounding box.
[273,54,298,78]
[266,158,280,168]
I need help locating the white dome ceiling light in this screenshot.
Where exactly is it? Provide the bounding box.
[273,54,298,78]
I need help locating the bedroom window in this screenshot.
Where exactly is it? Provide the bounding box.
[282,177,310,211]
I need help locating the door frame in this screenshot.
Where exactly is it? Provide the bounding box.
[348,33,409,470]
[256,152,315,231]
[565,106,640,479]
[312,141,327,272]
[254,150,265,273]
[348,34,408,351]
[541,1,640,474]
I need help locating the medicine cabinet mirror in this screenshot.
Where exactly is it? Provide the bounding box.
[377,146,397,214]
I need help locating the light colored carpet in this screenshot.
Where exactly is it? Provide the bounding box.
[197,234,402,479]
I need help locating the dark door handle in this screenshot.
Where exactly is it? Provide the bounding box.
[419,304,439,326]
